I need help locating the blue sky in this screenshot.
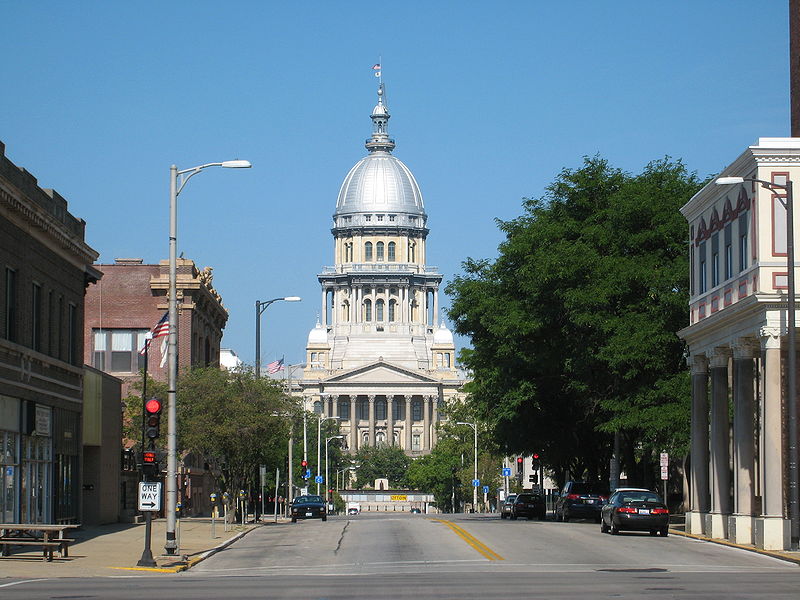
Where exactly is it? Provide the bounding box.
[1,1,790,367]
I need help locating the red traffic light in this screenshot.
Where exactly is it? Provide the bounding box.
[533,453,540,460]
[301,459,308,468]
[516,457,523,464]
[143,451,156,463]
[145,398,162,414]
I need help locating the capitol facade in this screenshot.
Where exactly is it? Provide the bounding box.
[299,83,466,456]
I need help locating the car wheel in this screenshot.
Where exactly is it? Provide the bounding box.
[291,517,297,523]
[649,530,658,536]
[660,528,669,537]
[538,513,545,521]
[594,516,602,524]
[322,516,327,522]
[527,516,534,520]
[501,513,507,519]
[600,519,610,534]
[562,510,570,523]
[511,514,517,520]
[610,522,620,535]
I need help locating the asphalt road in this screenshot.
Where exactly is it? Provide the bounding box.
[2,512,798,599]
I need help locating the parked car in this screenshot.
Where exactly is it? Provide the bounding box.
[347,507,359,515]
[500,494,517,519]
[600,488,669,536]
[291,495,327,522]
[555,481,608,522]
[410,507,422,514]
[510,492,547,520]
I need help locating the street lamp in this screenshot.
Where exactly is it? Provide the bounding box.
[165,159,251,555]
[255,297,301,378]
[317,415,341,494]
[456,422,478,513]
[326,435,345,504]
[716,175,798,548]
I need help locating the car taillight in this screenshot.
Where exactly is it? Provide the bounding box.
[617,507,638,514]
[566,494,581,500]
[651,508,669,515]
[599,495,609,501]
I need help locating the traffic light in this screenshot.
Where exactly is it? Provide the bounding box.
[144,398,162,440]
[301,459,309,478]
[142,450,158,477]
[516,456,523,472]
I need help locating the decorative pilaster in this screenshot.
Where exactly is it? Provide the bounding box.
[423,396,431,451]
[732,338,757,544]
[431,397,439,447]
[387,395,394,445]
[709,347,731,540]
[689,353,710,536]
[405,395,413,452]
[368,395,376,447]
[348,395,357,454]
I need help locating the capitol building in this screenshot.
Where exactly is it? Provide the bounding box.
[298,83,466,456]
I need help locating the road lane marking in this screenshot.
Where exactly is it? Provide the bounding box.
[432,519,504,561]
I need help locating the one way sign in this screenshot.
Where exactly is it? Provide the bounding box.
[138,481,162,512]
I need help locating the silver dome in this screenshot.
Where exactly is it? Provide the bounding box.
[335,152,425,217]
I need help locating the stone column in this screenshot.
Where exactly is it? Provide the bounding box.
[760,327,790,549]
[433,289,439,326]
[333,394,339,419]
[349,395,357,455]
[387,395,394,446]
[368,395,376,447]
[321,394,329,418]
[405,395,413,452]
[321,287,327,328]
[431,397,439,447]
[689,354,710,535]
[423,395,431,451]
[709,347,732,540]
[732,338,757,544]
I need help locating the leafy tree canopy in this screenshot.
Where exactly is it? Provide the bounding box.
[353,445,411,489]
[446,156,705,487]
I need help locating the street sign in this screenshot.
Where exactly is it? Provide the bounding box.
[660,452,669,467]
[501,467,511,477]
[315,475,324,484]
[472,478,480,487]
[138,481,162,512]
[660,465,669,481]
[482,485,489,494]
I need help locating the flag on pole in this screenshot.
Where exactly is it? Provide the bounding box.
[139,312,169,354]
[266,358,284,374]
[372,63,381,78]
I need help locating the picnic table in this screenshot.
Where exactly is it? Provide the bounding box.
[0,523,79,561]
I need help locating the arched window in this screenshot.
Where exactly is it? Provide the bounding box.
[364,299,372,322]
[376,431,386,445]
[365,241,373,261]
[376,399,387,420]
[376,299,385,321]
[388,242,396,262]
[444,353,451,367]
[362,431,370,445]
[339,400,350,420]
[376,241,384,261]
[388,299,396,322]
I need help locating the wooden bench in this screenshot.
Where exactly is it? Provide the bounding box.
[0,539,62,562]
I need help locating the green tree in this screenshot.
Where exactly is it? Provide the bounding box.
[447,156,704,488]
[176,367,295,496]
[353,445,411,489]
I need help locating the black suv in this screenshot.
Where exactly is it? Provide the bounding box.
[555,481,608,522]
[510,493,546,520]
[290,495,327,522]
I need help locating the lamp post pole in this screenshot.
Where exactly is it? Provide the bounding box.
[317,416,340,495]
[457,422,478,512]
[255,297,301,378]
[165,159,251,555]
[717,176,798,548]
[326,435,345,504]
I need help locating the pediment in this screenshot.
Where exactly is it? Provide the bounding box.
[324,361,438,385]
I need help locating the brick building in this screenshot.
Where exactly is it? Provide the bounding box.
[83,257,229,391]
[0,140,102,524]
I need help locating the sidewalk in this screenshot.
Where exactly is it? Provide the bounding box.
[0,517,275,579]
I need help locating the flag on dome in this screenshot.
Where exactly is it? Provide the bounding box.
[266,358,284,374]
[372,63,381,77]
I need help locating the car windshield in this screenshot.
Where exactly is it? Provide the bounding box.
[568,482,606,495]
[619,492,662,504]
[516,494,539,502]
[294,495,323,504]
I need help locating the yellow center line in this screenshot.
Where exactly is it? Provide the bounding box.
[431,519,504,561]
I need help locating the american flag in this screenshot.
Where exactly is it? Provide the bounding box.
[266,358,284,374]
[139,312,169,355]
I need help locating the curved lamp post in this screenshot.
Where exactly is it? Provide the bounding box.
[165,159,251,555]
[317,416,341,494]
[456,421,478,513]
[717,175,798,548]
[325,435,345,504]
[254,297,301,378]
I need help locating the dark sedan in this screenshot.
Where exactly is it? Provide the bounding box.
[500,494,517,519]
[510,493,546,520]
[600,488,669,536]
[291,495,327,522]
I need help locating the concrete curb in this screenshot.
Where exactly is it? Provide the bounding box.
[176,526,256,572]
[668,528,800,566]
